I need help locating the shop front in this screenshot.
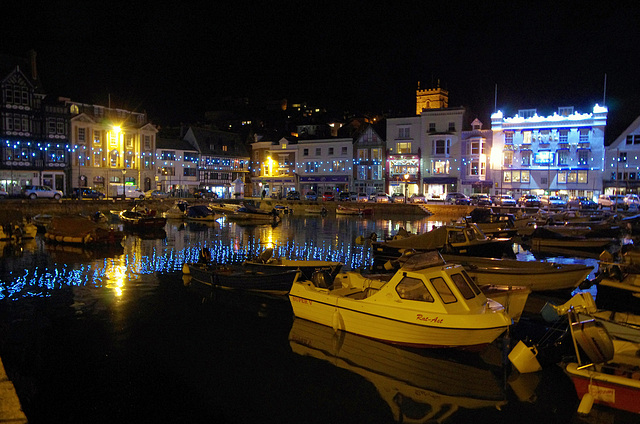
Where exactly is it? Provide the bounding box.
[253,176,297,199]
[424,176,458,198]
[299,175,350,196]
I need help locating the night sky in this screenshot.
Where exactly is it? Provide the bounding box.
[4,2,640,142]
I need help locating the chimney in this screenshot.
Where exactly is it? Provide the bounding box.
[28,49,37,81]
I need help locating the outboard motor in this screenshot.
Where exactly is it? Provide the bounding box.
[311,270,333,289]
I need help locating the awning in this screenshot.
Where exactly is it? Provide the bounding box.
[299,176,349,183]
[462,180,493,187]
[423,177,457,184]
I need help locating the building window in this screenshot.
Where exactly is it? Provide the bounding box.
[161,150,175,160]
[93,130,101,144]
[448,122,455,132]
[559,130,568,143]
[77,128,86,144]
[303,148,309,156]
[372,165,382,180]
[328,147,334,155]
[184,168,196,177]
[125,134,134,148]
[503,171,511,182]
[398,127,410,138]
[315,148,321,156]
[503,151,513,167]
[558,172,567,183]
[521,170,530,183]
[579,130,589,143]
[397,142,411,154]
[468,140,485,155]
[144,135,151,149]
[433,139,450,155]
[358,165,367,180]
[357,149,367,161]
[578,149,589,165]
[522,150,532,166]
[505,132,513,144]
[341,147,348,155]
[619,152,627,162]
[429,122,436,132]
[110,150,119,167]
[93,151,101,167]
[557,149,569,166]
[522,131,532,144]
[433,160,449,174]
[371,148,382,162]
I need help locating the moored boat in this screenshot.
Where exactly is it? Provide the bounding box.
[224,203,281,224]
[243,248,344,281]
[335,205,373,216]
[119,206,167,229]
[163,200,188,219]
[44,216,124,245]
[185,204,218,222]
[441,253,593,291]
[288,251,512,349]
[184,261,300,295]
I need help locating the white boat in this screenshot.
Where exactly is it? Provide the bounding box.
[162,200,188,219]
[441,254,593,292]
[289,318,507,423]
[224,203,281,224]
[288,251,512,349]
[208,202,242,214]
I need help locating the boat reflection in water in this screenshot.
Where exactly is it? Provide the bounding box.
[288,318,507,423]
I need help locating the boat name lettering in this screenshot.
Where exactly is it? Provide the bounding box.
[416,314,443,324]
[291,296,312,305]
[588,384,615,403]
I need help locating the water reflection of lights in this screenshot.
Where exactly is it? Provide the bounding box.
[104,260,127,296]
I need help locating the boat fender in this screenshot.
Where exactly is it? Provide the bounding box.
[332,310,344,332]
[182,263,190,275]
[577,393,594,415]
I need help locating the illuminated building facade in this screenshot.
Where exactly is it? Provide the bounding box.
[155,137,200,195]
[603,114,640,195]
[295,137,353,195]
[387,100,464,198]
[1,50,71,195]
[352,123,386,195]
[490,105,607,198]
[460,119,493,193]
[183,126,249,198]
[68,101,157,197]
[251,136,297,197]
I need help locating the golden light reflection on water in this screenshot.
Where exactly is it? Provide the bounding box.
[104,258,128,297]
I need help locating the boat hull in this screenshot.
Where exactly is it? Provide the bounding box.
[186,263,299,294]
[442,254,593,291]
[288,273,511,349]
[566,362,640,414]
[243,259,343,281]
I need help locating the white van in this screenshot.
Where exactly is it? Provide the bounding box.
[115,185,145,199]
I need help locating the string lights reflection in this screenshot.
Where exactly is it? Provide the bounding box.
[0,215,441,301]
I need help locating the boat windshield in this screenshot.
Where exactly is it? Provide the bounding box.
[402,251,446,271]
[396,277,434,302]
[430,277,458,304]
[450,273,477,299]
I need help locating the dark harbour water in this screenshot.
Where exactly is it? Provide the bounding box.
[0,213,636,423]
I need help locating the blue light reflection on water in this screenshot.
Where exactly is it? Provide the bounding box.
[0,214,599,301]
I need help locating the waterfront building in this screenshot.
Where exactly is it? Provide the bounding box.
[183,126,249,198]
[387,85,464,198]
[155,136,200,195]
[603,114,640,195]
[0,50,71,195]
[490,105,607,199]
[460,119,493,194]
[351,122,386,196]
[295,137,353,195]
[68,100,157,197]
[250,136,297,198]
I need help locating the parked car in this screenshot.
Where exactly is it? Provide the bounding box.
[347,191,358,201]
[567,196,597,210]
[145,189,170,199]
[517,194,541,208]
[624,194,640,209]
[494,194,517,207]
[72,187,105,200]
[338,192,351,201]
[408,193,426,203]
[445,192,470,205]
[356,193,368,202]
[193,189,217,199]
[469,193,491,206]
[391,193,405,203]
[305,191,318,201]
[22,185,63,200]
[286,191,301,200]
[540,195,567,209]
[374,192,390,203]
[0,189,7,199]
[596,194,623,210]
[322,191,335,201]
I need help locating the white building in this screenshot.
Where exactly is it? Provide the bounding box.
[489,105,607,199]
[603,114,640,195]
[295,137,353,195]
[155,137,199,195]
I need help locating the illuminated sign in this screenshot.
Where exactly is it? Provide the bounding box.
[534,151,554,165]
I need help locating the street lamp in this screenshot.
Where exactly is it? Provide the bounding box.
[404,173,409,203]
[121,169,127,201]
